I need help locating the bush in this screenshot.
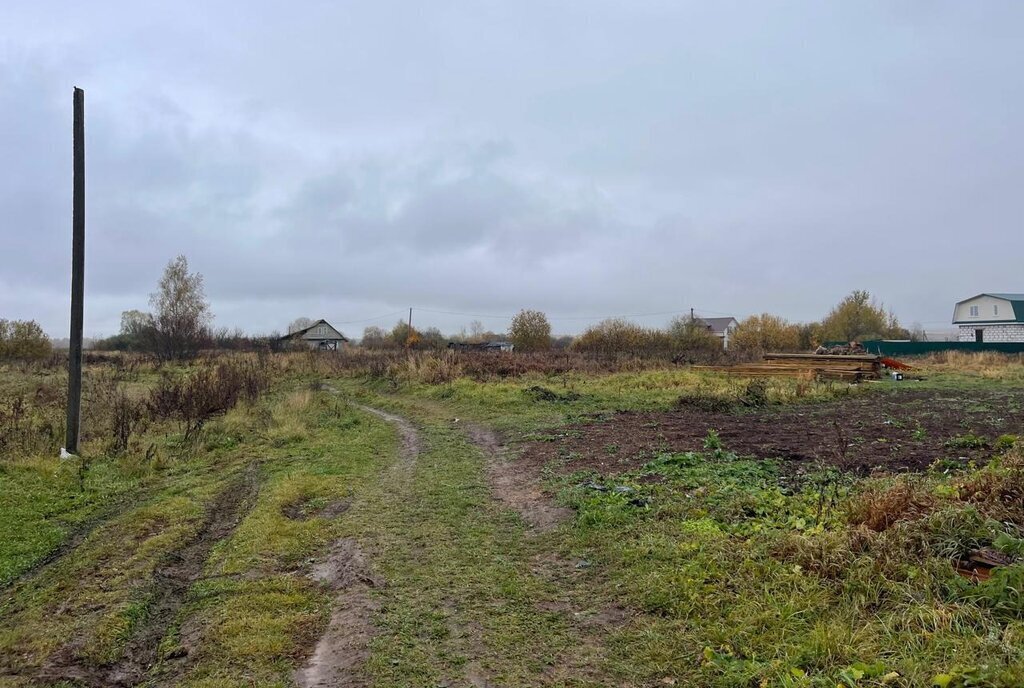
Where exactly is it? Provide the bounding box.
[148,357,271,439]
[572,318,672,358]
[0,320,52,361]
[509,310,552,352]
[730,314,802,353]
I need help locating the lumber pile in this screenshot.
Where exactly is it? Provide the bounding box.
[697,353,883,381]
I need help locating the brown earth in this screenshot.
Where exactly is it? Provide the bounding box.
[518,389,1024,477]
[292,539,384,688]
[465,423,572,533]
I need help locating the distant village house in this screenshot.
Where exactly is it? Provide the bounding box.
[280,319,349,350]
[695,317,739,349]
[952,293,1024,342]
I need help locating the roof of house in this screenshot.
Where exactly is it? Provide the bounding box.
[697,317,738,335]
[954,294,1024,323]
[280,319,349,341]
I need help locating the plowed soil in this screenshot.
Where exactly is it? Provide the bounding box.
[518,388,1024,477]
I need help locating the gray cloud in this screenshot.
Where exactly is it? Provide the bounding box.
[2,1,1023,338]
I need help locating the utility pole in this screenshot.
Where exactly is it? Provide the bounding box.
[65,87,85,454]
[690,307,695,322]
[406,308,413,349]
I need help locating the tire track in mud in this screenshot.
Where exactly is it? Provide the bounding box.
[294,395,420,688]
[465,424,633,684]
[35,461,261,688]
[464,424,571,533]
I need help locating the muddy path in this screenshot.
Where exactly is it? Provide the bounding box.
[352,402,421,468]
[294,398,421,688]
[293,538,385,688]
[37,461,261,687]
[465,423,571,533]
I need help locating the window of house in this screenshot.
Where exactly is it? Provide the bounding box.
[970,305,979,317]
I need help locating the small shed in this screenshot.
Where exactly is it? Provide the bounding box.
[280,319,349,351]
[447,340,515,352]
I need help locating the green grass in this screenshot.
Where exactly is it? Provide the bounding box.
[547,450,1024,686]
[4,359,1024,687]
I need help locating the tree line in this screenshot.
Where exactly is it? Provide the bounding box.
[3,253,915,363]
[353,290,912,356]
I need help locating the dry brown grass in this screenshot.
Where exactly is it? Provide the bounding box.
[845,477,937,532]
[914,351,1024,380]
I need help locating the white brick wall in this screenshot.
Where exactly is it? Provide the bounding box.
[958,324,1024,342]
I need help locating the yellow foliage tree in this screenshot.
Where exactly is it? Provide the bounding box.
[509,309,552,352]
[730,314,802,353]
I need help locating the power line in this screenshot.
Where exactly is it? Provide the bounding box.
[413,306,728,321]
[326,310,407,325]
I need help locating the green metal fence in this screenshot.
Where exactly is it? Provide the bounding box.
[856,341,1024,356]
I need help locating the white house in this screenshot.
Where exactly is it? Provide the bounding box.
[696,317,739,349]
[280,319,349,350]
[952,294,1024,342]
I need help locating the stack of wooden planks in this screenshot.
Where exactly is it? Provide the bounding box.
[697,353,883,381]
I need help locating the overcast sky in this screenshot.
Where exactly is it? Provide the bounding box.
[2,2,1022,338]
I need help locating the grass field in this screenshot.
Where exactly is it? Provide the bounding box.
[2,352,1024,687]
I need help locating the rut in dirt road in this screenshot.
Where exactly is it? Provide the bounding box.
[294,399,420,688]
[465,423,571,533]
[37,461,261,688]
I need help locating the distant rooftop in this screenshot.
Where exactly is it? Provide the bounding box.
[696,316,738,335]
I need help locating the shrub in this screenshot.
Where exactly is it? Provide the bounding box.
[0,320,52,361]
[572,318,672,358]
[730,314,802,353]
[509,309,552,352]
[148,357,270,439]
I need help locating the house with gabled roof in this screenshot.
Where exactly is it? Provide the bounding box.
[280,319,349,350]
[695,316,739,349]
[952,294,1024,342]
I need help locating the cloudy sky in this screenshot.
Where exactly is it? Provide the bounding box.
[2,2,1021,338]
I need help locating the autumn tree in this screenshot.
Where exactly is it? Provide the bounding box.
[0,320,52,361]
[390,320,419,348]
[418,327,447,349]
[818,290,909,343]
[509,309,551,352]
[360,326,391,349]
[150,255,212,360]
[730,314,802,353]
[573,318,670,357]
[666,316,722,356]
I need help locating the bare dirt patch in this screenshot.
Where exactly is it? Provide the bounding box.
[351,402,420,465]
[37,461,261,687]
[520,389,1024,477]
[465,423,572,533]
[293,539,384,688]
[282,498,351,521]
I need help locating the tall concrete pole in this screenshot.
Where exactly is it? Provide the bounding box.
[65,87,85,454]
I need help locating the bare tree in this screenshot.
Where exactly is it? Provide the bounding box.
[288,317,314,334]
[151,255,212,360]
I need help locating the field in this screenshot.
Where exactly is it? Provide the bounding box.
[2,351,1024,687]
